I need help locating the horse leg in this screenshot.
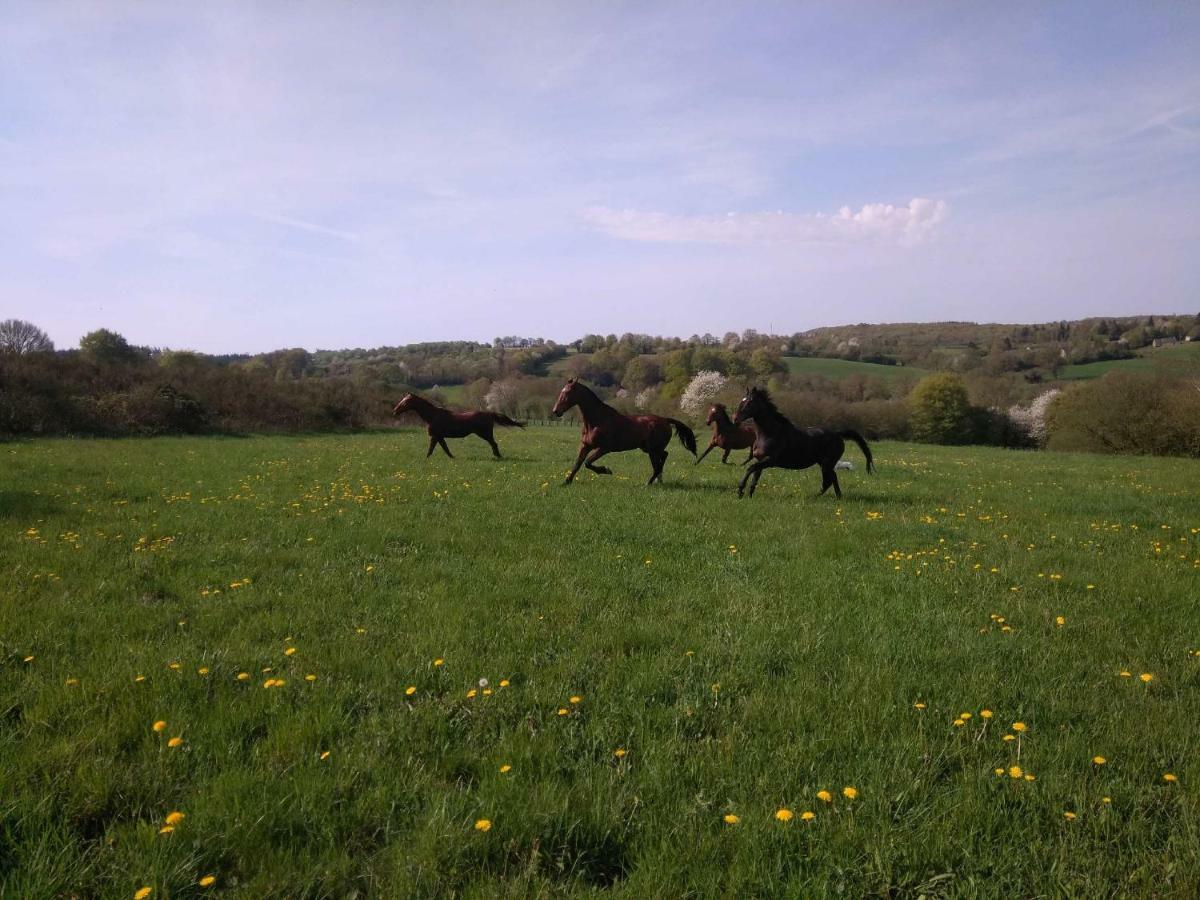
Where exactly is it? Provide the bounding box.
[818,465,841,498]
[694,441,717,466]
[439,438,454,458]
[481,427,501,459]
[426,435,438,458]
[647,449,667,484]
[738,460,769,498]
[742,452,754,465]
[564,445,589,485]
[721,448,731,464]
[584,448,612,475]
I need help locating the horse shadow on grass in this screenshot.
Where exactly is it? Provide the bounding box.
[0,491,61,519]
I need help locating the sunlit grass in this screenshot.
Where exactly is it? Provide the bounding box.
[2,429,1198,896]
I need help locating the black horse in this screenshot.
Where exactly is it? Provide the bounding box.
[732,387,874,498]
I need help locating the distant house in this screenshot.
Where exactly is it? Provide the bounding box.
[1153,337,1179,348]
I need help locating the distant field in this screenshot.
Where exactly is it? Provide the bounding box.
[1058,343,1200,381]
[3,431,1198,896]
[783,356,928,382]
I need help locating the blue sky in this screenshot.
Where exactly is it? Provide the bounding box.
[2,1,1198,353]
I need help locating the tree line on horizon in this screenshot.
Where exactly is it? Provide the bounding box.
[1,315,1198,458]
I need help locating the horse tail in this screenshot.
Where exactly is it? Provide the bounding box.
[491,413,525,428]
[840,429,874,473]
[667,419,698,456]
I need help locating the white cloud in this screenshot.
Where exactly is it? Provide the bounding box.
[583,198,948,246]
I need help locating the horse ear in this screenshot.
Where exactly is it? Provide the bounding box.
[567,377,576,384]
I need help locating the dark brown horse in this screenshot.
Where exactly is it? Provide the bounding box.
[393,393,523,459]
[695,403,756,466]
[551,379,697,484]
[733,387,874,498]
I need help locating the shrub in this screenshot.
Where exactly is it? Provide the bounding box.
[909,373,973,444]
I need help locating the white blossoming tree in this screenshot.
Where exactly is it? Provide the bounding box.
[680,370,727,418]
[1007,389,1060,446]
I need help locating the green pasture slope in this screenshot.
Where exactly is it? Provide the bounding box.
[2,429,1198,897]
[1058,342,1200,381]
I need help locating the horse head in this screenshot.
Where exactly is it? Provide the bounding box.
[733,387,765,425]
[706,403,726,426]
[552,378,580,418]
[392,393,416,416]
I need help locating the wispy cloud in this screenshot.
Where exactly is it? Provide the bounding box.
[583,198,948,246]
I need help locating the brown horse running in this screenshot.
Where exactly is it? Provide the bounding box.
[393,393,523,459]
[551,378,697,485]
[695,403,756,466]
[733,386,874,498]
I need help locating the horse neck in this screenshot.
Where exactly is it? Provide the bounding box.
[406,396,439,422]
[713,408,735,432]
[752,403,793,437]
[573,385,617,426]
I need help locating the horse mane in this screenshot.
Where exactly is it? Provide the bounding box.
[750,387,781,417]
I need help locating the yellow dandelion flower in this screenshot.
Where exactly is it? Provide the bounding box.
[499,764,512,774]
[1119,670,1131,677]
[23,655,34,663]
[198,667,210,676]
[842,786,858,800]
[405,686,416,696]
[1008,766,1023,779]
[164,811,185,826]
[913,702,926,710]
[816,790,832,803]
[614,748,627,758]
[952,718,965,727]
[285,647,296,656]
[434,658,444,666]
[1139,673,1153,683]
[198,875,216,887]
[557,707,569,716]
[237,672,249,681]
[135,675,146,682]
[499,679,510,687]
[466,689,477,698]
[1024,773,1036,781]
[775,808,793,822]
[960,712,972,720]
[1055,616,1065,626]
[482,688,493,696]
[1003,734,1016,742]
[167,737,183,748]
[569,695,582,704]
[158,825,174,835]
[800,810,816,821]
[135,888,153,900]
[65,677,79,686]
[474,818,492,832]
[1163,773,1177,783]
[1063,811,1077,821]
[723,813,740,825]
[1102,796,1111,804]
[1093,756,1106,765]
[320,751,331,760]
[152,720,167,733]
[994,768,1005,776]
[1011,722,1027,732]
[168,663,181,671]
[305,674,317,682]
[980,709,993,719]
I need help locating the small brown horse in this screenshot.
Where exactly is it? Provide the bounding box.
[695,403,756,466]
[551,379,697,484]
[393,393,523,459]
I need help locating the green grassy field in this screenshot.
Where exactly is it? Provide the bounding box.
[1058,342,1200,380]
[783,356,928,383]
[2,429,1198,898]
